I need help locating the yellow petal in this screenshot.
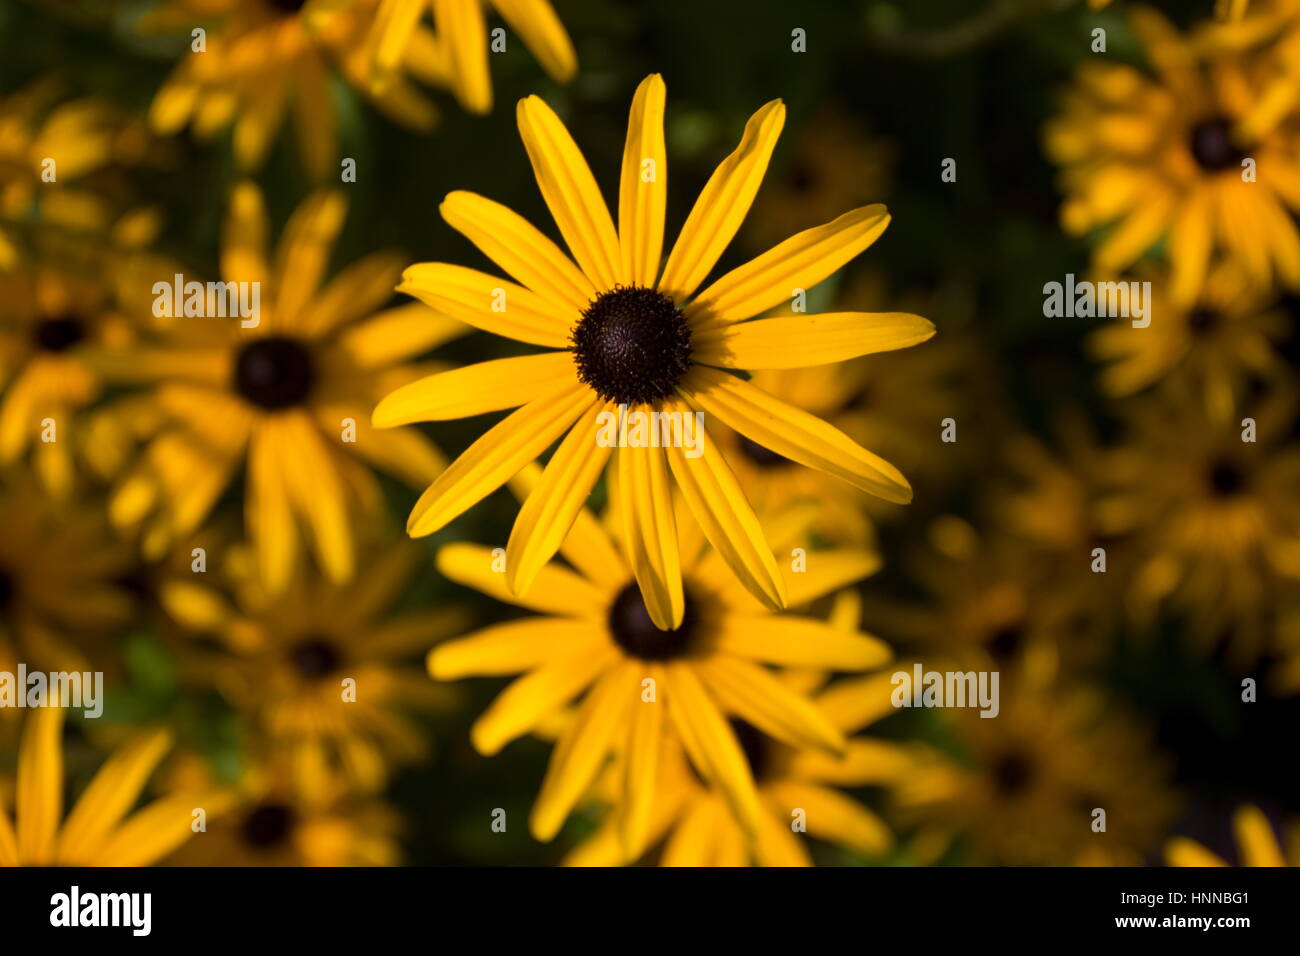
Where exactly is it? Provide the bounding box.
[405,381,595,537]
[692,311,934,369]
[430,617,604,678]
[516,94,623,290]
[712,615,892,671]
[247,419,299,593]
[686,205,890,328]
[436,542,608,617]
[682,366,911,503]
[620,663,664,861]
[615,440,684,629]
[767,781,893,858]
[507,402,614,595]
[277,412,354,583]
[16,704,65,864]
[659,99,785,302]
[492,0,577,83]
[399,262,575,347]
[695,656,845,754]
[56,729,172,863]
[440,190,595,312]
[618,74,667,287]
[374,351,572,426]
[436,0,492,113]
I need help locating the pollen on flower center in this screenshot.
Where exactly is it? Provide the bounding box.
[234,336,315,410]
[1189,117,1245,172]
[572,285,692,406]
[241,802,296,848]
[33,315,86,353]
[290,636,342,679]
[607,581,699,659]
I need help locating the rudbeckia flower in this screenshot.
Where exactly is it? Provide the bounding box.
[367,0,576,113]
[106,182,461,593]
[376,74,934,625]
[428,482,893,855]
[1088,262,1290,423]
[0,474,133,672]
[1167,804,1296,866]
[566,596,918,866]
[1045,6,1300,303]
[0,703,226,866]
[158,539,468,796]
[147,0,442,180]
[893,681,1177,866]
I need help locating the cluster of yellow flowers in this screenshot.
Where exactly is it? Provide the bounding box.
[0,0,1296,869]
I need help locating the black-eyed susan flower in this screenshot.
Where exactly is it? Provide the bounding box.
[1045,6,1300,304]
[428,483,893,857]
[367,0,576,113]
[377,74,934,625]
[1088,262,1290,423]
[146,0,441,180]
[894,681,1177,866]
[161,751,403,866]
[0,473,133,671]
[106,182,461,593]
[158,539,467,796]
[1167,804,1296,866]
[0,703,227,865]
[1097,391,1300,662]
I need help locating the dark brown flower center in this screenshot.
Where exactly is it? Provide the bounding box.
[1208,459,1246,497]
[572,286,692,406]
[1189,118,1245,173]
[0,566,14,612]
[1187,307,1221,335]
[265,0,308,14]
[987,624,1024,662]
[241,802,296,848]
[992,752,1035,795]
[33,315,86,352]
[291,636,343,679]
[234,336,315,409]
[607,581,699,660]
[737,434,792,469]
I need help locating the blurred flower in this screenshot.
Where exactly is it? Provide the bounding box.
[159,540,467,796]
[378,73,933,625]
[1167,803,1297,865]
[367,0,576,114]
[1097,391,1300,662]
[161,751,403,865]
[106,182,460,592]
[1195,1,1298,142]
[1088,261,1291,423]
[146,0,441,180]
[0,473,133,671]
[895,681,1177,865]
[0,703,226,865]
[1045,6,1300,304]
[428,487,891,856]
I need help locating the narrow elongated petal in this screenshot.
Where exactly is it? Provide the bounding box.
[517,94,623,290]
[686,205,890,327]
[247,420,299,593]
[436,0,492,113]
[619,74,667,287]
[767,781,893,857]
[406,381,596,537]
[696,656,845,754]
[783,548,882,607]
[662,407,785,610]
[437,542,609,617]
[615,441,684,629]
[531,662,637,841]
[620,664,664,860]
[711,615,892,671]
[429,618,604,678]
[56,729,172,862]
[492,0,577,83]
[273,190,347,329]
[682,366,911,503]
[399,263,575,347]
[278,412,354,583]
[659,100,785,302]
[507,402,614,595]
[692,312,934,369]
[16,703,64,863]
[373,352,572,426]
[440,190,595,311]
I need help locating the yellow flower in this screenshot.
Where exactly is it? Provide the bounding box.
[1167,804,1297,865]
[147,0,441,180]
[566,596,919,866]
[0,704,226,866]
[1088,262,1290,422]
[159,539,467,796]
[895,681,1177,865]
[428,483,892,856]
[1045,6,1300,303]
[367,0,577,113]
[106,182,461,593]
[0,473,133,671]
[159,752,403,866]
[1097,391,1300,663]
[377,74,934,625]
